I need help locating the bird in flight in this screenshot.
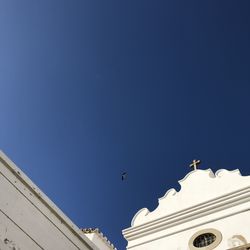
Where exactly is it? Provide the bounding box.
[121,172,127,181]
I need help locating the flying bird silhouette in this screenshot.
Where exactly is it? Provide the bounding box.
[121,172,127,181]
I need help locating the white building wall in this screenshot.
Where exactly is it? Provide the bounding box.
[123,168,250,250]
[84,232,116,250]
[128,209,250,250]
[0,151,114,250]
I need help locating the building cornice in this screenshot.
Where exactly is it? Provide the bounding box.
[123,185,250,243]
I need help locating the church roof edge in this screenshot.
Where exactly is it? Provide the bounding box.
[129,168,250,228]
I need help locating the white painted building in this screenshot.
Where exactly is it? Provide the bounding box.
[123,165,250,250]
[0,151,116,250]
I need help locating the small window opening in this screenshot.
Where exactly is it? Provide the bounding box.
[193,233,216,248]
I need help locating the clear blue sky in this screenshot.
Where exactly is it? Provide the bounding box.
[0,1,250,249]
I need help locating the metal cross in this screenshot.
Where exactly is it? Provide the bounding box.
[189,159,201,171]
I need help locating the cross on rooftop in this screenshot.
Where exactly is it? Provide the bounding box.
[189,159,201,171]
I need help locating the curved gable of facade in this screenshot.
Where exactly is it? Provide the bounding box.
[123,168,250,250]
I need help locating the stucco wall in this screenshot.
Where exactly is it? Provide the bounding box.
[84,233,116,250]
[0,151,98,250]
[123,169,250,250]
[129,209,250,250]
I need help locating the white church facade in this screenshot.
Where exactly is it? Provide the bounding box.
[123,161,250,250]
[0,151,116,250]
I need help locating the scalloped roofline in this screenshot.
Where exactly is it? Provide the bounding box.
[178,168,241,185]
[123,167,250,248]
[128,167,250,229]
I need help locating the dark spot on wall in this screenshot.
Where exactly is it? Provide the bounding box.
[4,238,9,244]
